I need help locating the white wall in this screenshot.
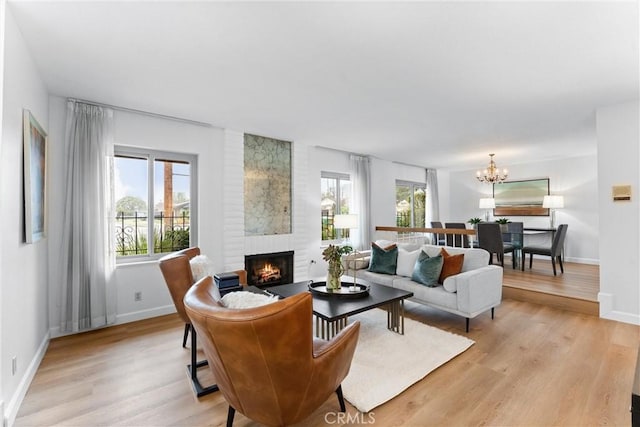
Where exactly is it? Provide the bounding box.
[46,96,226,332]
[1,4,50,425]
[446,154,600,264]
[596,101,639,325]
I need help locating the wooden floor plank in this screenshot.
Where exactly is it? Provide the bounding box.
[15,293,638,427]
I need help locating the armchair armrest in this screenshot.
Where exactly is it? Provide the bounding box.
[312,321,361,389]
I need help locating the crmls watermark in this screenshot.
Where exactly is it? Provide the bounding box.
[324,412,376,424]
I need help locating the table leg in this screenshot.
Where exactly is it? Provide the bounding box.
[315,315,348,339]
[387,299,405,334]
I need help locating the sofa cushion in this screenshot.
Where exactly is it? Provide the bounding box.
[358,270,397,287]
[411,251,443,287]
[396,247,421,277]
[439,248,465,283]
[368,242,398,275]
[421,244,489,272]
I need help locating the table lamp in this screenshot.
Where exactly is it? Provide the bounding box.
[333,214,359,291]
[479,198,496,222]
[542,195,564,228]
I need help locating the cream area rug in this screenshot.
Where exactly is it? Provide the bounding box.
[340,308,474,413]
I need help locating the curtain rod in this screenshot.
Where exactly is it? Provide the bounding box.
[67,98,213,128]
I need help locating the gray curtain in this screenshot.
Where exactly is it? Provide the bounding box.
[60,100,116,332]
[426,168,440,225]
[349,154,371,251]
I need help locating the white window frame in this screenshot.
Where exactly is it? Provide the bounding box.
[321,171,351,243]
[396,180,426,228]
[114,145,198,263]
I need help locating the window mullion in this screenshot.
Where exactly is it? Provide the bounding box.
[148,154,155,256]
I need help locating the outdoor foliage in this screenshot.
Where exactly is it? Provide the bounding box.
[116,196,147,215]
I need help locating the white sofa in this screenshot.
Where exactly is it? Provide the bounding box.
[349,243,503,332]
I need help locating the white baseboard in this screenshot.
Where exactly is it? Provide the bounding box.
[49,305,177,339]
[598,292,640,325]
[114,304,176,325]
[505,253,599,265]
[4,332,50,427]
[600,310,640,325]
[564,256,599,265]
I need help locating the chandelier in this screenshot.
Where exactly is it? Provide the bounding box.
[476,153,508,184]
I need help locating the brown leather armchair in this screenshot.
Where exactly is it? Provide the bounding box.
[159,247,218,397]
[184,276,360,427]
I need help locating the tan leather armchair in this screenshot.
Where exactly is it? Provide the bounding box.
[184,276,360,427]
[158,247,201,348]
[159,247,218,397]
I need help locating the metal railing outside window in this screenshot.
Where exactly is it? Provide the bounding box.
[115,211,190,256]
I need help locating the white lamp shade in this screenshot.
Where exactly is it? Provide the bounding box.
[479,198,496,209]
[543,195,564,209]
[334,214,359,229]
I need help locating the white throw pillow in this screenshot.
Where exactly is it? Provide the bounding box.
[189,254,220,301]
[220,291,278,309]
[396,247,421,277]
[189,255,214,281]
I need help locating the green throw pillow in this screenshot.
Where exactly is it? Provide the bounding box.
[411,251,444,287]
[368,242,398,275]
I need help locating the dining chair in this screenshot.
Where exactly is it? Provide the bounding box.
[521,224,568,275]
[184,276,361,426]
[477,223,516,268]
[430,221,446,246]
[445,222,469,248]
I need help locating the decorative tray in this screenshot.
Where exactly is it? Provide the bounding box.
[308,281,370,298]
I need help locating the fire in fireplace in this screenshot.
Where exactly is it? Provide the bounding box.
[245,251,294,287]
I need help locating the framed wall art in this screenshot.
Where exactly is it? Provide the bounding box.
[23,109,48,243]
[493,178,549,216]
[243,133,292,236]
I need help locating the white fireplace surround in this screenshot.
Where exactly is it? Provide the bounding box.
[223,130,310,282]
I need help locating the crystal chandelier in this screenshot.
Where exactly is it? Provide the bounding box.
[476,154,508,184]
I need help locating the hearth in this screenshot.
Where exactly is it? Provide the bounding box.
[245,251,294,287]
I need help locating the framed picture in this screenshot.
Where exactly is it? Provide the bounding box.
[493,178,549,216]
[23,109,48,243]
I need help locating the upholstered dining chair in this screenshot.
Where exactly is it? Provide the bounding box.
[158,247,218,397]
[430,221,446,246]
[521,224,568,275]
[445,222,470,248]
[477,223,516,268]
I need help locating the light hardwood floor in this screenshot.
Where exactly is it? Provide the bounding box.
[15,265,638,427]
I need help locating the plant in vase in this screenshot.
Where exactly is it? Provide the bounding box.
[495,218,510,232]
[467,217,482,229]
[322,244,352,290]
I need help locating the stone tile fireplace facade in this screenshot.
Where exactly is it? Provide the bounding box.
[245,251,294,287]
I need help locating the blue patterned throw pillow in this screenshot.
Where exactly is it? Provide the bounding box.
[368,242,398,275]
[411,251,444,287]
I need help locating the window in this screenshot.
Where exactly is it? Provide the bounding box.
[396,180,426,228]
[114,146,197,261]
[321,172,351,241]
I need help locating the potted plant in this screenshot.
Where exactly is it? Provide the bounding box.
[495,218,510,232]
[468,217,482,229]
[322,244,352,290]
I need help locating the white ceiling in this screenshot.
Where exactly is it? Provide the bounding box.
[8,1,639,170]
